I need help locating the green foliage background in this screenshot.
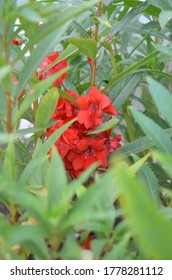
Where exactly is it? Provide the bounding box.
[0,0,172,260]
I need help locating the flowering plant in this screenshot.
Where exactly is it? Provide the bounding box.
[0,0,172,260]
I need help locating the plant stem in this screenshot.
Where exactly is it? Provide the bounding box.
[91,1,102,87]
[10,204,19,225]
[3,23,13,132]
[107,42,118,76]
[6,90,13,132]
[33,99,38,123]
[122,102,135,142]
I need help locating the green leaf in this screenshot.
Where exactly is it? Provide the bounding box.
[73,20,90,38]
[0,65,11,81]
[111,128,172,159]
[65,169,117,226]
[68,38,97,61]
[35,88,59,127]
[9,225,50,260]
[128,153,151,175]
[20,155,48,184]
[47,148,68,209]
[153,151,172,179]
[159,10,172,29]
[117,166,172,259]
[132,154,160,207]
[129,106,172,155]
[154,44,172,56]
[105,51,159,91]
[109,74,142,110]
[147,77,172,127]
[87,118,119,135]
[8,187,49,232]
[20,6,43,23]
[111,2,149,35]
[147,0,172,10]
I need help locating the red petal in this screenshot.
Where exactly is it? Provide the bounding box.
[73,155,85,171]
[78,139,89,151]
[103,104,118,115]
[76,96,89,110]
[83,153,95,169]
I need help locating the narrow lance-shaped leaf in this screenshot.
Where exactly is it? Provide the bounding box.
[47,148,68,209]
[68,38,97,61]
[9,225,50,260]
[117,166,172,259]
[147,0,172,10]
[111,128,172,159]
[147,77,172,127]
[153,151,172,180]
[35,88,59,127]
[105,51,159,91]
[129,106,172,155]
[64,169,117,226]
[159,10,172,29]
[20,155,48,184]
[109,73,142,110]
[87,118,119,135]
[128,153,151,175]
[132,154,160,207]
[110,2,149,35]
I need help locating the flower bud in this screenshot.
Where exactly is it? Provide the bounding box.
[106,35,112,41]
[12,38,23,45]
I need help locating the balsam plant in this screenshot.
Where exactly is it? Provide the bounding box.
[0,0,172,260]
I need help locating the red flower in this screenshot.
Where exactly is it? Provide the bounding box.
[66,136,108,178]
[96,130,121,155]
[46,86,121,178]
[76,87,118,129]
[37,52,68,86]
[53,90,78,122]
[106,134,121,154]
[56,127,79,158]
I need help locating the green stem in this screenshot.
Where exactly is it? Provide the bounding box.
[33,99,38,124]
[108,42,118,76]
[3,23,13,132]
[91,1,102,87]
[122,102,135,142]
[10,204,19,225]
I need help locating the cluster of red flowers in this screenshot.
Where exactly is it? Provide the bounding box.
[46,84,121,178]
[37,52,68,87]
[14,49,121,178]
[13,51,68,100]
